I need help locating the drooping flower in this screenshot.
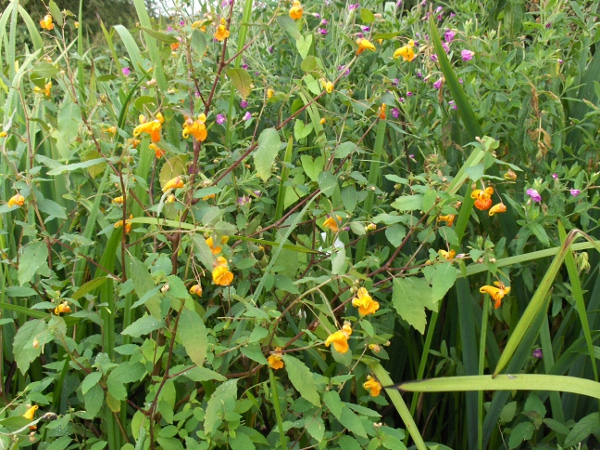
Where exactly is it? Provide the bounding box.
[324,81,334,94]
[438,249,456,260]
[433,77,444,90]
[53,301,72,315]
[166,194,176,203]
[289,0,303,20]
[323,215,343,232]
[348,3,360,11]
[205,236,222,255]
[504,170,517,181]
[189,284,203,296]
[133,113,164,143]
[114,214,134,234]
[268,348,284,370]
[325,322,353,353]
[461,49,475,61]
[363,375,382,396]
[112,196,124,205]
[214,18,230,41]
[393,40,416,61]
[34,81,52,97]
[318,28,328,35]
[23,404,38,430]
[352,287,380,316]
[378,104,387,119]
[471,187,494,211]
[182,114,208,142]
[480,281,511,309]
[40,14,54,30]
[171,41,180,51]
[8,193,25,208]
[240,100,248,109]
[444,29,456,43]
[356,38,376,55]
[391,108,400,118]
[163,176,184,193]
[533,348,543,359]
[437,214,455,227]
[149,143,165,158]
[243,111,252,121]
[570,189,581,197]
[489,203,507,216]
[212,264,234,286]
[526,188,542,203]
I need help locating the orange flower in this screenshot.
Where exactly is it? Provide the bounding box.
[352,287,380,316]
[205,236,222,255]
[480,281,511,309]
[189,284,203,296]
[289,0,303,20]
[438,249,456,260]
[133,113,164,143]
[53,301,71,315]
[378,104,387,119]
[162,176,184,193]
[8,193,25,208]
[148,143,165,158]
[268,348,284,370]
[34,81,52,97]
[23,404,38,430]
[356,38,376,55]
[40,14,54,30]
[182,114,207,141]
[393,40,416,61]
[212,265,233,286]
[471,187,494,211]
[114,214,134,234]
[325,322,352,353]
[214,19,230,41]
[171,42,180,51]
[489,203,507,216]
[323,215,343,232]
[112,196,124,205]
[363,375,382,396]
[437,214,455,227]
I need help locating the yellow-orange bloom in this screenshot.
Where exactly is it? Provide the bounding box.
[103,126,117,135]
[53,301,71,315]
[34,81,52,97]
[323,215,342,232]
[171,42,180,51]
[320,79,334,94]
[268,348,284,370]
[189,284,203,296]
[182,114,207,142]
[40,14,54,30]
[267,88,275,99]
[112,196,124,205]
[8,193,25,208]
[212,265,233,286]
[325,322,352,354]
[352,287,380,316]
[289,0,303,20]
[438,249,456,260]
[480,281,510,309]
[148,143,165,158]
[0,131,7,138]
[162,176,184,193]
[437,214,455,227]
[393,41,416,61]
[363,375,382,396]
[378,104,387,119]
[356,38,376,55]
[205,236,222,255]
[214,19,230,41]
[23,404,38,430]
[166,194,176,203]
[504,170,517,181]
[471,187,494,211]
[133,113,163,143]
[114,214,134,234]
[489,203,507,216]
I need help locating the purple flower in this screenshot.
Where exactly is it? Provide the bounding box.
[430,54,438,62]
[409,154,416,160]
[397,0,402,5]
[545,22,551,28]
[533,348,543,359]
[320,19,328,25]
[241,63,249,69]
[459,78,463,84]
[179,20,185,26]
[417,71,423,79]
[435,6,442,13]
[450,12,455,17]
[399,97,405,103]
[348,3,359,11]
[268,46,274,53]
[122,67,131,76]
[420,0,426,5]
[558,59,563,64]
[433,77,443,89]
[437,14,443,21]
[167,26,173,32]
[240,100,248,108]
[461,49,475,61]
[406,91,413,97]
[356,32,364,39]
[318,28,328,35]
[526,188,542,203]
[195,91,201,98]
[442,42,450,53]
[392,78,399,86]
[444,29,456,43]
[361,26,370,32]
[216,114,226,125]
[391,107,399,118]
[552,173,558,179]
[570,189,581,197]
[449,100,457,110]
[314,13,320,18]
[243,111,252,121]
[237,196,251,205]
[338,65,350,76]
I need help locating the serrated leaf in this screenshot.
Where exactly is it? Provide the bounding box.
[254,128,281,182]
[430,263,457,302]
[306,416,325,442]
[178,309,207,367]
[226,68,252,100]
[339,408,367,438]
[385,224,406,247]
[281,355,320,406]
[323,390,343,419]
[392,277,436,334]
[140,26,179,44]
[121,315,164,338]
[18,241,47,286]
[81,372,102,395]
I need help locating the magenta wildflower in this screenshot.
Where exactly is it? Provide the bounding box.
[570,189,581,197]
[552,173,558,179]
[444,30,456,43]
[392,78,399,86]
[240,100,248,108]
[242,63,249,69]
[430,54,438,62]
[216,114,226,125]
[433,77,443,89]
[268,46,274,53]
[122,67,131,76]
[243,111,252,121]
[533,348,543,359]
[318,28,328,35]
[545,22,551,28]
[526,188,542,203]
[391,108,400,118]
[406,91,413,97]
[361,26,370,32]
[449,100,457,110]
[461,49,475,61]
[442,42,450,53]
[237,196,251,205]
[321,19,328,25]
[348,3,359,10]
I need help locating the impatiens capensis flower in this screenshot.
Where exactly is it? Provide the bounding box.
[205,236,222,255]
[323,215,343,232]
[471,186,494,211]
[267,88,275,99]
[320,79,334,94]
[114,215,134,234]
[189,284,203,296]
[378,104,387,119]
[438,249,456,260]
[480,281,511,309]
[504,170,517,181]
[214,18,230,41]
[268,348,284,370]
[325,322,353,353]
[363,375,382,396]
[393,40,416,61]
[40,14,54,30]
[163,176,185,193]
[34,81,52,97]
[356,38,376,55]
[488,203,507,216]
[289,0,303,20]
[212,265,234,286]
[112,196,124,205]
[133,113,164,143]
[148,143,165,158]
[182,114,207,142]
[53,301,72,315]
[23,404,38,430]
[352,287,380,316]
[437,214,455,227]
[8,193,25,208]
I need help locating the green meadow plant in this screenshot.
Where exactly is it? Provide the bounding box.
[0,0,599,449]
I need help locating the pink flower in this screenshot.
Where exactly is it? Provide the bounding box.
[442,42,450,53]
[320,19,328,25]
[391,108,399,118]
[552,173,558,179]
[243,112,252,121]
[449,100,457,110]
[433,77,443,89]
[526,188,542,203]
[444,29,456,43]
[240,100,248,108]
[318,28,328,35]
[461,49,475,61]
[348,3,359,10]
[570,189,580,197]
[122,67,131,76]
[216,114,226,125]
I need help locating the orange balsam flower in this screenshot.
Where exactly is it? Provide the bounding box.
[148,143,165,158]
[489,203,507,216]
[214,19,230,41]
[325,322,352,353]
[268,348,284,370]
[378,104,387,119]
[289,0,303,20]
[112,196,124,205]
[114,214,134,234]
[437,214,455,227]
[212,265,233,286]
[23,404,38,431]
[438,249,456,260]
[393,40,416,61]
[34,82,52,97]
[182,114,207,142]
[480,281,511,309]
[356,38,376,55]
[53,301,71,315]
[189,284,203,297]
[363,375,382,396]
[133,113,164,143]
[323,215,343,232]
[40,14,54,30]
[8,193,25,208]
[162,176,184,193]
[352,287,380,316]
[205,236,222,255]
[471,187,494,211]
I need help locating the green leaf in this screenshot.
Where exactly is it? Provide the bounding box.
[430,263,458,302]
[281,355,321,406]
[331,250,347,275]
[306,416,325,442]
[13,319,50,374]
[301,155,323,182]
[339,408,367,438]
[205,380,238,435]
[18,241,47,286]
[230,433,255,450]
[254,128,281,182]
[82,383,104,419]
[507,422,534,449]
[338,436,362,450]
[392,277,437,334]
[106,362,146,401]
[317,171,337,197]
[130,257,162,318]
[140,26,179,44]
[296,34,312,59]
[182,366,227,382]
[301,55,319,73]
[5,286,37,297]
[178,309,207,367]
[191,29,207,57]
[359,8,375,24]
[49,0,63,26]
[323,390,343,419]
[240,344,268,364]
[81,371,102,395]
[121,315,164,338]
[192,235,215,271]
[225,68,252,100]
[564,412,600,448]
[47,158,106,176]
[391,195,423,212]
[422,188,437,213]
[465,163,485,182]
[38,198,67,222]
[385,224,406,247]
[335,142,356,158]
[294,119,314,140]
[276,16,302,40]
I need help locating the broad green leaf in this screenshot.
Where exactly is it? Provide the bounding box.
[317,171,336,197]
[191,29,207,57]
[300,56,319,72]
[391,195,423,212]
[178,309,207,367]
[385,224,406,247]
[331,250,347,275]
[47,158,106,176]
[508,422,534,449]
[18,241,47,286]
[338,436,362,450]
[72,278,108,300]
[31,61,59,79]
[303,74,321,95]
[192,235,215,271]
[106,362,147,401]
[276,16,302,40]
[230,433,255,450]
[422,188,437,213]
[254,128,281,182]
[240,344,268,364]
[306,416,325,442]
[182,366,227,382]
[5,286,37,297]
[359,8,375,24]
[81,150,107,178]
[296,34,313,59]
[392,277,436,334]
[121,315,164,338]
[323,390,343,419]
[38,198,67,222]
[81,371,102,395]
[204,379,238,435]
[294,119,314,140]
[130,257,162,318]
[140,26,179,43]
[301,155,323,182]
[13,319,51,374]
[430,263,458,302]
[335,141,356,158]
[281,355,321,406]
[49,0,63,26]
[338,408,367,438]
[564,413,600,448]
[225,68,252,99]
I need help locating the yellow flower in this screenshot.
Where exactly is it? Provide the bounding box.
[480,281,511,309]
[438,249,456,260]
[212,265,233,286]
[393,41,416,62]
[40,14,54,30]
[8,193,25,208]
[114,214,134,234]
[34,81,52,97]
[162,176,184,193]
[289,0,303,20]
[319,118,326,125]
[437,214,455,227]
[471,187,494,211]
[189,284,203,296]
[324,81,334,94]
[363,375,382,397]
[0,131,7,138]
[103,126,117,135]
[214,19,230,41]
[267,88,275,99]
[325,322,352,354]
[368,343,381,353]
[23,404,38,430]
[504,170,517,181]
[323,215,343,232]
[356,38,376,55]
[133,113,163,143]
[166,194,176,203]
[378,104,387,119]
[352,287,380,316]
[205,236,222,255]
[74,21,79,28]
[215,256,228,267]
[112,196,124,205]
[268,348,284,370]
[182,114,207,142]
[489,203,507,216]
[148,143,165,158]
[53,301,71,315]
